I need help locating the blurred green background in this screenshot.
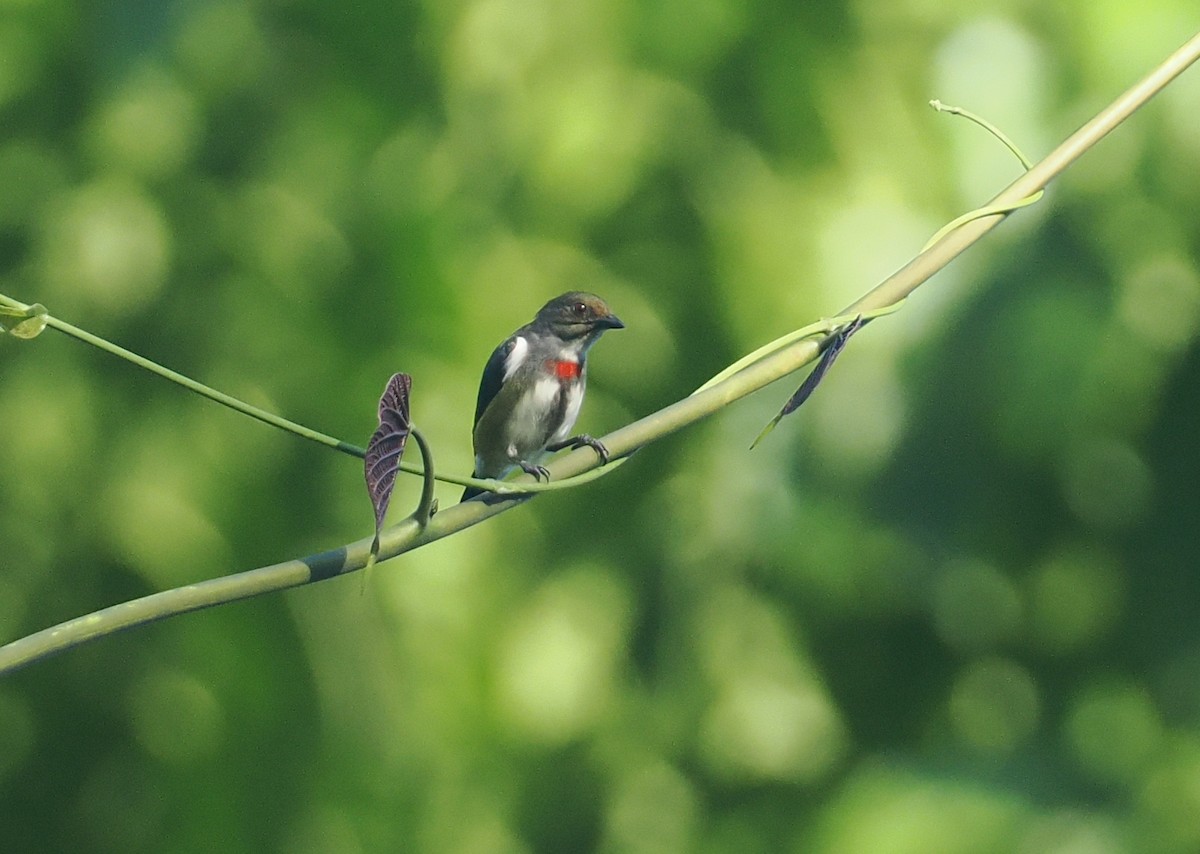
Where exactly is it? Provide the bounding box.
[2,1,1199,852]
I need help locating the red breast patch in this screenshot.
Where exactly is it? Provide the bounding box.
[549,359,581,380]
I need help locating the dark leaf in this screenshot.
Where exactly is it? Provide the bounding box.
[780,314,866,416]
[365,373,412,557]
[751,315,867,448]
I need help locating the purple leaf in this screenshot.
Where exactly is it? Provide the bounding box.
[365,373,412,557]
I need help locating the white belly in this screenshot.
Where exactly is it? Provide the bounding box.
[506,376,584,459]
[552,382,584,443]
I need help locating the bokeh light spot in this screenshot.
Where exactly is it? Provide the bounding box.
[1116,254,1200,354]
[493,567,631,745]
[816,194,935,310]
[1060,436,1153,530]
[698,145,818,339]
[106,471,232,588]
[1016,810,1122,854]
[949,658,1040,754]
[40,179,172,314]
[1066,680,1163,784]
[129,668,225,765]
[450,0,551,89]
[526,67,667,221]
[173,0,268,95]
[603,762,698,854]
[808,354,907,477]
[238,185,351,294]
[1027,544,1124,655]
[1134,736,1200,853]
[700,673,846,783]
[932,558,1021,654]
[87,68,202,179]
[808,764,1025,854]
[694,586,846,783]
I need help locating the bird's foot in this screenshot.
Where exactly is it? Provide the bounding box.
[547,434,611,464]
[519,460,551,481]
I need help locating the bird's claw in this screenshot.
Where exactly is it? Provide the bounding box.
[574,434,610,464]
[547,434,611,464]
[519,461,551,482]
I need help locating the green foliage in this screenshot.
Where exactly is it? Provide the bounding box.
[1,1,1199,852]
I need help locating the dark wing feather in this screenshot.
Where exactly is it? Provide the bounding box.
[472,337,516,428]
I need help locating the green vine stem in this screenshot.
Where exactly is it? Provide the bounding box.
[410,428,437,526]
[0,293,368,459]
[929,99,1036,169]
[921,100,1045,251]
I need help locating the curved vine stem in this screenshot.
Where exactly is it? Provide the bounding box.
[410,429,437,527]
[921,99,1046,251]
[929,99,1036,169]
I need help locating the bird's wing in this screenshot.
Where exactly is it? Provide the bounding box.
[472,336,521,428]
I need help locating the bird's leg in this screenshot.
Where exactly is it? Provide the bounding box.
[518,460,552,481]
[546,434,610,464]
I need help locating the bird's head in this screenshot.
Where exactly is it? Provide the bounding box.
[533,292,625,341]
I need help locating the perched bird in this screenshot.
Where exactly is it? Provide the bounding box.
[462,292,624,501]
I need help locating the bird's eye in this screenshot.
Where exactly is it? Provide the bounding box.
[573,302,588,316]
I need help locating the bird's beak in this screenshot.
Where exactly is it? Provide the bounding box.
[600,313,625,330]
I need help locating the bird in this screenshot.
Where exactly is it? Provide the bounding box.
[462,291,624,501]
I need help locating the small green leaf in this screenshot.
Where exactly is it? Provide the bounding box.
[0,303,49,339]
